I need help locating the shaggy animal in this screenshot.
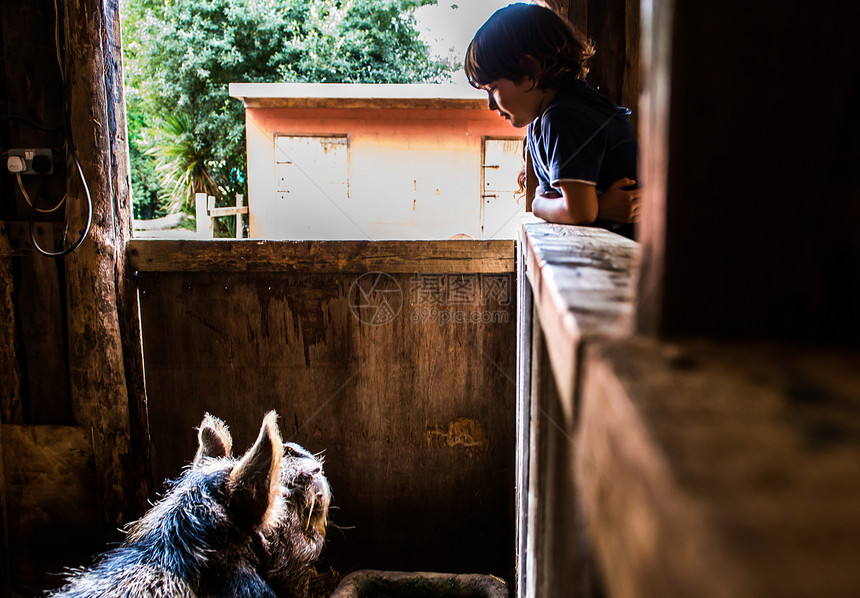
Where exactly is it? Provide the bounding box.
[48,411,330,598]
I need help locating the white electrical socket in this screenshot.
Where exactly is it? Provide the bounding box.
[7,148,53,175]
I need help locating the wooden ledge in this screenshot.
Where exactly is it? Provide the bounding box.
[126,239,516,274]
[577,337,860,598]
[520,216,638,415]
[228,82,488,110]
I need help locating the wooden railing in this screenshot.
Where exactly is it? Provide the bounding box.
[194,193,249,238]
[518,217,860,598]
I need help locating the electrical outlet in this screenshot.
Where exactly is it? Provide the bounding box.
[7,148,53,175]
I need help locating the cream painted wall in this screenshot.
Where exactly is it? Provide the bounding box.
[234,84,523,240]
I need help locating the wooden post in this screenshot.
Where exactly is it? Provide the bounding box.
[0,229,15,595]
[515,228,533,598]
[635,0,860,343]
[0,229,21,424]
[104,0,154,513]
[62,0,145,533]
[524,152,537,213]
[195,193,214,238]
[236,195,244,238]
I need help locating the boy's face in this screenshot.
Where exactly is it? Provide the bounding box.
[482,77,546,128]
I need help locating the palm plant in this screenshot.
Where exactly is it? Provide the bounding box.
[146,112,223,215]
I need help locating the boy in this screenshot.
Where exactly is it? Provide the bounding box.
[465,2,641,239]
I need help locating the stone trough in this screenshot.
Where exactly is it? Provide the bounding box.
[330,570,509,598]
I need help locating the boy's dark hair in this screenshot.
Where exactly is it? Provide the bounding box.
[464,2,595,89]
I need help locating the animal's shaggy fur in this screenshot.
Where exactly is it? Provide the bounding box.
[48,412,330,598]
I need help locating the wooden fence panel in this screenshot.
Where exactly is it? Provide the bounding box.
[135,240,517,582]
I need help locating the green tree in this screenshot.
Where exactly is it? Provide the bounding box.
[146,112,221,213]
[122,0,454,220]
[126,108,164,219]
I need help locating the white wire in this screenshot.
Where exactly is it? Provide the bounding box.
[28,148,93,258]
[24,0,94,258]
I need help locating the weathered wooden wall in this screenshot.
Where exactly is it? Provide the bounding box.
[561,0,640,128]
[1,0,146,594]
[130,240,518,581]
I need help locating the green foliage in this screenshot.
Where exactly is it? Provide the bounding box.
[122,0,454,219]
[127,108,164,219]
[277,0,454,83]
[145,112,222,213]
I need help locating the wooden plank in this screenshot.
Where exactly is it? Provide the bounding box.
[0,410,10,596]
[564,0,588,36]
[0,222,64,244]
[127,239,516,274]
[622,0,640,131]
[530,320,585,598]
[515,227,533,598]
[208,206,249,217]
[136,267,517,582]
[521,217,637,420]
[0,230,21,423]
[237,97,487,111]
[524,150,537,213]
[17,224,71,423]
[587,0,626,107]
[2,424,103,595]
[577,338,860,598]
[520,217,636,598]
[235,195,244,238]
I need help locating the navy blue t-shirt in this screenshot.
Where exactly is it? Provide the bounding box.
[527,79,639,238]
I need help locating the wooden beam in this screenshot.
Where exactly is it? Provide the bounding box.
[0,230,21,424]
[103,0,154,513]
[127,239,516,274]
[520,217,637,417]
[519,218,637,598]
[62,0,143,534]
[208,206,249,217]
[634,0,671,337]
[586,0,627,107]
[577,338,860,598]
[563,0,587,35]
[635,0,860,342]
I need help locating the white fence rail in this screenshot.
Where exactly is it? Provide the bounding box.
[195,193,248,238]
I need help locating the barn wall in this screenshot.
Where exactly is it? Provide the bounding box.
[1,0,146,593]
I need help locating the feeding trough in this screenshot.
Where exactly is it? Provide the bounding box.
[330,570,509,598]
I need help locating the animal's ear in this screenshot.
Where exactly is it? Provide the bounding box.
[193,413,233,466]
[228,411,284,527]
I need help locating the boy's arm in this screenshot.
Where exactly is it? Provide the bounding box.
[597,177,642,223]
[532,181,599,225]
